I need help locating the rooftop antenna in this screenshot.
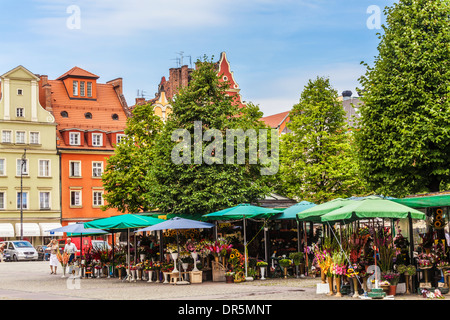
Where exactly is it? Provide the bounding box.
[171,57,181,67]
[176,51,184,65]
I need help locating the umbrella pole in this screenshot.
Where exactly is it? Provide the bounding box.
[112,231,115,278]
[177,230,181,280]
[127,228,130,282]
[244,216,248,279]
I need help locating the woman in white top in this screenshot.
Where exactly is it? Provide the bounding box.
[47,239,59,274]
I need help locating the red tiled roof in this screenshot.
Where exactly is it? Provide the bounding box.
[48,79,128,149]
[260,110,290,128]
[57,66,99,80]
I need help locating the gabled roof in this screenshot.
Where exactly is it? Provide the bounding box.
[260,110,290,128]
[1,65,40,80]
[57,66,100,80]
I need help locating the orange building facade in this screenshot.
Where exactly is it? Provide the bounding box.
[39,67,131,226]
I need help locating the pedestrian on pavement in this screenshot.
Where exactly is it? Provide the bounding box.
[64,238,77,264]
[0,242,5,262]
[47,239,59,274]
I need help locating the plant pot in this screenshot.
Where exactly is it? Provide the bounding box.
[388,285,397,296]
[163,272,170,284]
[321,269,326,284]
[192,252,199,271]
[260,267,266,280]
[147,270,154,283]
[327,275,334,296]
[352,277,360,298]
[405,275,411,294]
[171,253,179,273]
[225,275,234,283]
[335,277,342,297]
[118,268,122,280]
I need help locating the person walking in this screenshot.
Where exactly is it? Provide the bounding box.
[64,238,77,264]
[0,242,5,262]
[47,239,59,274]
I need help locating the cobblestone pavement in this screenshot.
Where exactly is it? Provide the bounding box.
[0,261,428,300]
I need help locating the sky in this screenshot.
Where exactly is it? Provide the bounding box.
[0,0,396,117]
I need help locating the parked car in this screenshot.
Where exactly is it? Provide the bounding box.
[36,245,50,261]
[0,241,39,261]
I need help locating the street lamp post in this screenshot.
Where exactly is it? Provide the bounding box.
[20,149,26,240]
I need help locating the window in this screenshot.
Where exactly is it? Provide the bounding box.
[30,132,40,144]
[16,159,28,176]
[16,108,24,117]
[61,111,68,118]
[69,161,81,177]
[0,159,5,176]
[70,190,82,206]
[93,191,103,207]
[92,162,103,177]
[80,81,85,97]
[116,134,126,144]
[112,114,119,120]
[0,192,5,210]
[16,192,28,210]
[73,81,78,96]
[87,82,92,97]
[39,160,50,177]
[85,112,92,119]
[2,130,12,143]
[39,192,50,210]
[92,133,102,146]
[17,89,23,95]
[69,132,80,145]
[16,131,25,144]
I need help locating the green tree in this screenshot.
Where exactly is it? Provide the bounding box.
[101,103,163,213]
[277,76,366,203]
[103,56,274,215]
[356,0,450,197]
[151,56,274,215]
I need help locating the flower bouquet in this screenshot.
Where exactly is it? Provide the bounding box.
[383,272,400,286]
[256,261,268,267]
[225,271,235,277]
[57,251,70,277]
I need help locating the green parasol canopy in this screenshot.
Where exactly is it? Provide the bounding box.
[391,194,450,208]
[270,201,316,220]
[320,196,426,223]
[84,214,165,230]
[203,203,280,220]
[297,198,355,223]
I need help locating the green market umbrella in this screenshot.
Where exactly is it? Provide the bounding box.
[84,214,165,281]
[297,198,356,223]
[320,196,426,223]
[203,204,280,280]
[270,201,316,220]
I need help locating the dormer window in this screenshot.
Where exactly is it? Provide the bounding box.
[85,112,92,119]
[80,81,85,97]
[73,81,78,96]
[112,114,119,120]
[69,132,80,145]
[92,133,102,147]
[87,82,92,97]
[17,89,23,95]
[61,111,68,118]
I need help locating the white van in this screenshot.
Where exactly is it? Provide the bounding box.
[1,241,39,261]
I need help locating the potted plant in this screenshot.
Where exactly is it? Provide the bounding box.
[225,271,235,283]
[279,259,292,278]
[383,272,400,296]
[256,261,268,280]
[289,252,304,278]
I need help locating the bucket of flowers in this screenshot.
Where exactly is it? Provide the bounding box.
[225,270,235,283]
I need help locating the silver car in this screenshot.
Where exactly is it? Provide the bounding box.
[1,241,38,261]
